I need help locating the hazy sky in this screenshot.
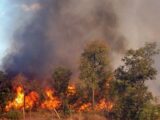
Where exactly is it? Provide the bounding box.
[0,0,160,96]
[0,0,38,65]
[0,0,11,65]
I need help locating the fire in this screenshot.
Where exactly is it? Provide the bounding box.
[25,91,39,109]
[95,99,113,111]
[78,103,92,112]
[5,85,113,113]
[67,85,76,96]
[41,88,61,110]
[78,99,113,112]
[5,86,24,111]
[5,86,39,111]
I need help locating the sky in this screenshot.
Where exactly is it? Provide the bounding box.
[0,0,24,65]
[0,0,12,65]
[0,0,40,65]
[0,0,160,96]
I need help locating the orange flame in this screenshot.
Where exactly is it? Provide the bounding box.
[25,91,39,109]
[5,86,24,111]
[78,103,92,112]
[78,99,113,112]
[67,85,76,96]
[5,85,113,113]
[5,86,39,111]
[95,99,113,111]
[41,88,61,110]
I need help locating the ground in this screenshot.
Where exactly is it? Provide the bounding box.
[1,110,107,120]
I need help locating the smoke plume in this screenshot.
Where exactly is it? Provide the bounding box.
[3,0,126,79]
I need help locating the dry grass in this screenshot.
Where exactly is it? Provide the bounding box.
[2,110,107,120]
[66,113,107,120]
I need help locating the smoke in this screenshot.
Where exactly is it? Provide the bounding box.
[2,0,160,97]
[2,0,126,79]
[113,0,160,96]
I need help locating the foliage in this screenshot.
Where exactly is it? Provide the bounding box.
[115,42,159,85]
[139,103,160,120]
[52,67,72,114]
[0,71,12,112]
[53,67,72,95]
[111,42,160,120]
[79,40,112,108]
[1,42,160,120]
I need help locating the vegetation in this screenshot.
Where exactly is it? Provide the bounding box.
[0,71,12,112]
[6,110,22,120]
[53,67,72,95]
[0,41,160,120]
[79,40,112,109]
[53,67,72,114]
[111,42,160,120]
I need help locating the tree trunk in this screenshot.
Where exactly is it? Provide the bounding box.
[53,108,61,119]
[92,85,95,110]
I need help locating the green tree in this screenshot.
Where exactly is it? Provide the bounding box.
[112,43,159,120]
[52,67,72,114]
[79,40,111,109]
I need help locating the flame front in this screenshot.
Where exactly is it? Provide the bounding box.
[5,86,39,111]
[25,91,39,109]
[5,86,24,111]
[41,88,61,110]
[78,99,113,112]
[5,85,113,112]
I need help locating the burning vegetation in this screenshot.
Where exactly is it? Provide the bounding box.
[5,86,24,111]
[0,41,160,120]
[5,84,113,113]
[0,0,160,120]
[41,88,61,110]
[5,86,39,111]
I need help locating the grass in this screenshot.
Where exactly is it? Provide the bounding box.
[2,110,107,120]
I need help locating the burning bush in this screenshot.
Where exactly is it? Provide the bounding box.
[5,86,39,111]
[41,88,61,110]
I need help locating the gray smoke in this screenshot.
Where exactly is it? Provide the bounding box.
[114,0,160,96]
[2,0,126,79]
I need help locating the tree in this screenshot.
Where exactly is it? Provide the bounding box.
[115,42,159,85]
[12,74,30,90]
[112,42,159,120]
[0,71,12,112]
[53,67,72,94]
[52,67,72,114]
[139,101,160,120]
[79,40,111,109]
